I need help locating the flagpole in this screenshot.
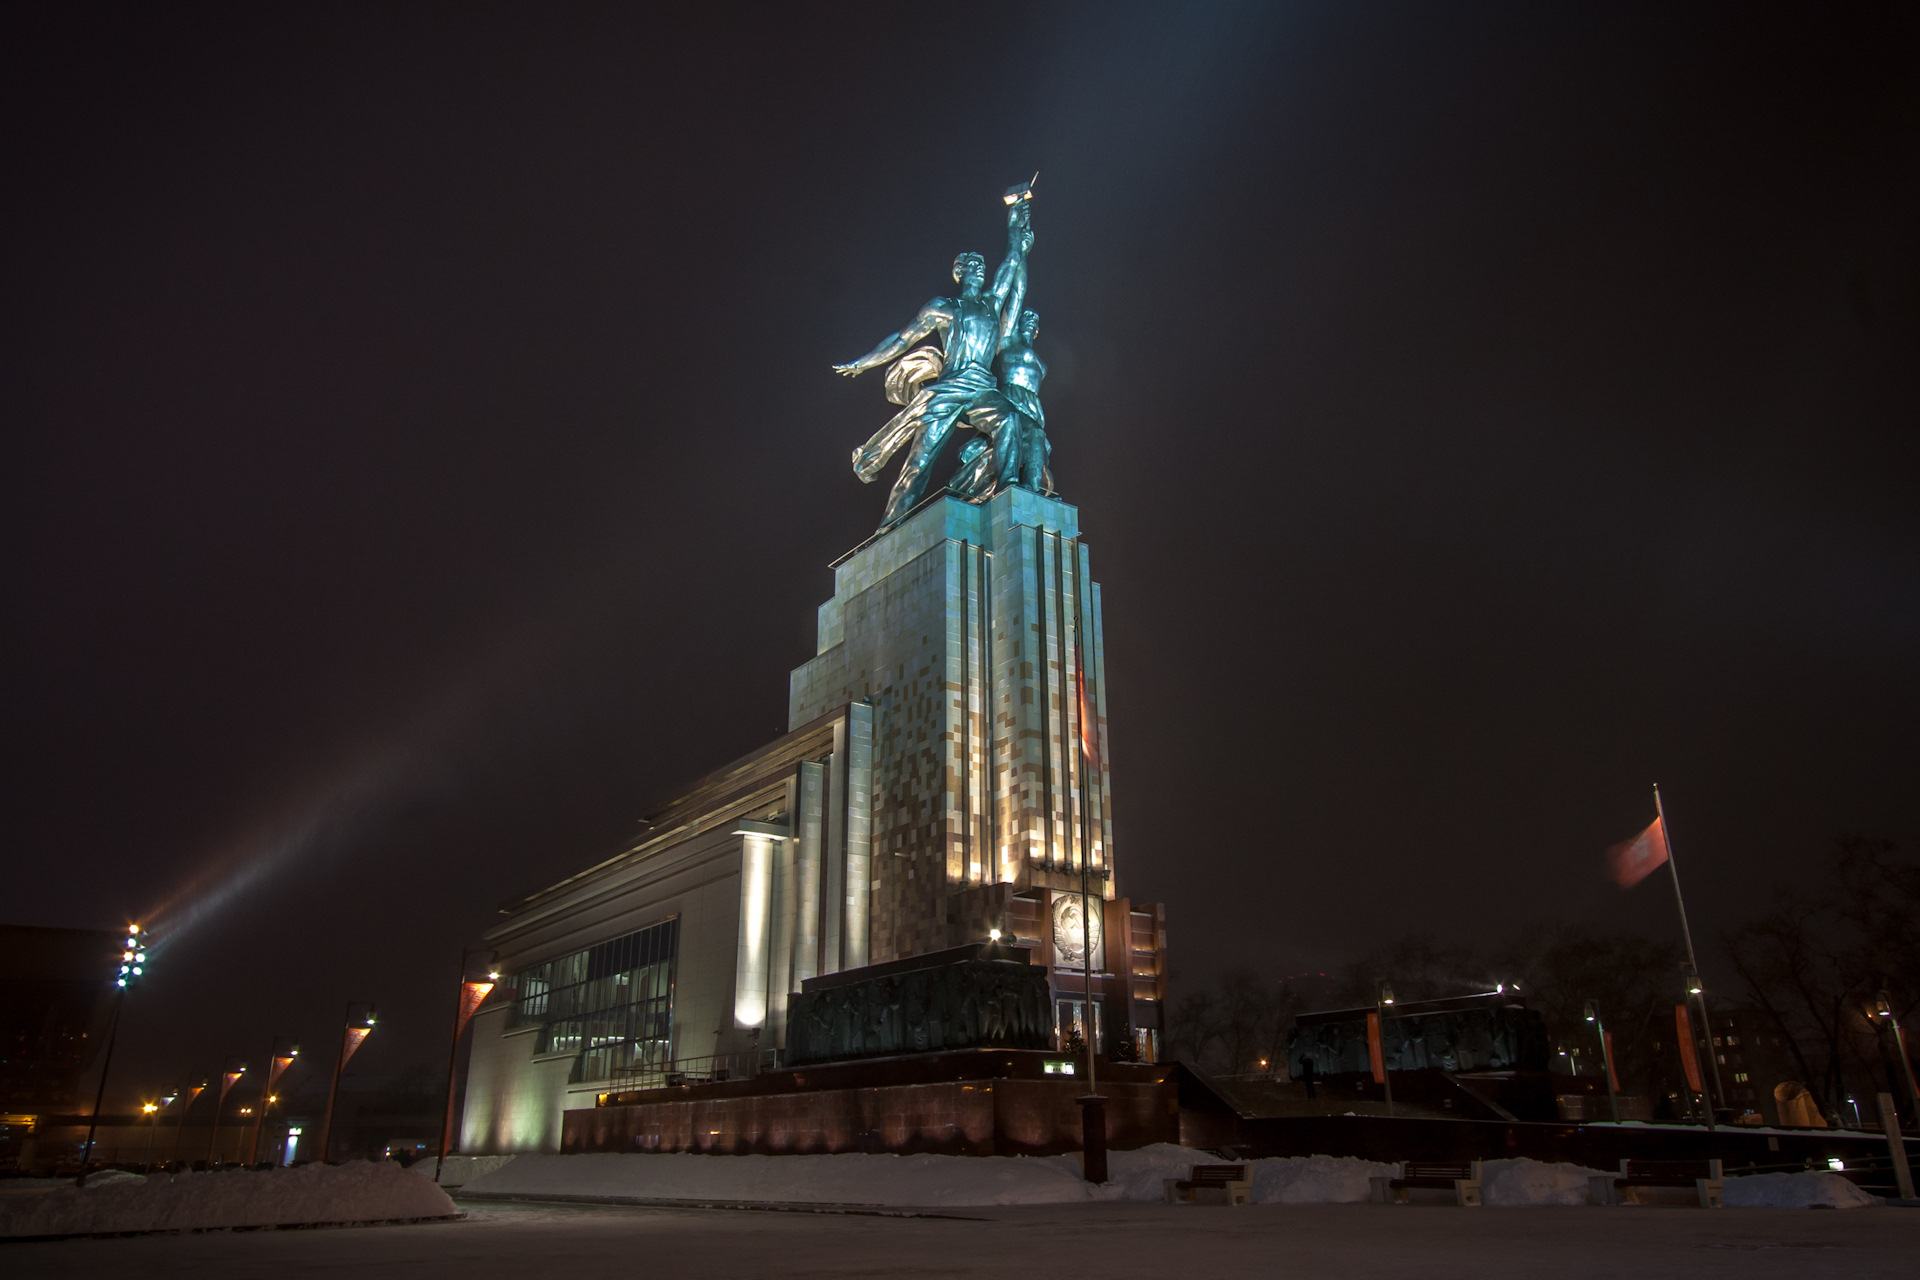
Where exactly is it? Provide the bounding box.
[1654,784,1724,1125]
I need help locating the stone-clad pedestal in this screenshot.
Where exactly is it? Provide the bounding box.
[789,488,1114,967]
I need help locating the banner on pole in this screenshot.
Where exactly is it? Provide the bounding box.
[1075,653,1101,772]
[1366,1012,1386,1084]
[1675,1004,1704,1095]
[266,1054,296,1090]
[341,1025,372,1069]
[217,1070,244,1103]
[1604,1030,1620,1093]
[1607,817,1670,888]
[456,982,495,1039]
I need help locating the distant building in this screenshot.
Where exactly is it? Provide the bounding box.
[0,924,120,1114]
[1701,1007,1807,1125]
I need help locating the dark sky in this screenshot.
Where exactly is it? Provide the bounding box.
[7,3,1916,1102]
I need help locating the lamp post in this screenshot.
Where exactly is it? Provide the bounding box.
[78,923,148,1186]
[207,1062,248,1166]
[247,1039,299,1166]
[1584,1001,1621,1124]
[317,1002,377,1164]
[1874,991,1920,1116]
[433,949,498,1185]
[139,1101,160,1169]
[1377,982,1396,1118]
[169,1080,206,1165]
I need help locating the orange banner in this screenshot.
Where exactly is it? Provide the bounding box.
[1366,1011,1386,1084]
[1075,655,1101,771]
[1608,817,1670,888]
[341,1025,372,1069]
[456,982,495,1039]
[1675,1004,1704,1095]
[217,1069,245,1102]
[266,1054,296,1090]
[1603,1030,1620,1093]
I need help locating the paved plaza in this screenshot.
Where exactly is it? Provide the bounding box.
[9,1197,1917,1279]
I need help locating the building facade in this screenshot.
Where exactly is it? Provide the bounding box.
[460,489,1166,1154]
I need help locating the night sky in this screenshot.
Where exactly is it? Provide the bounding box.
[9,4,1916,1102]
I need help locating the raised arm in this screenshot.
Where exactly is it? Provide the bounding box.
[990,203,1034,350]
[833,300,951,376]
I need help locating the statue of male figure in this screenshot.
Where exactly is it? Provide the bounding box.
[835,198,1033,528]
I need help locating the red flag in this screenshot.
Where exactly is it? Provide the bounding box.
[1075,654,1101,771]
[217,1069,245,1103]
[1607,817,1670,888]
[1366,1011,1386,1084]
[1603,1030,1620,1094]
[1675,1004,1704,1095]
[456,981,494,1039]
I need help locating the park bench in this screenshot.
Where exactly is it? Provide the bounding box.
[1589,1158,1723,1208]
[1163,1163,1253,1206]
[1369,1160,1483,1206]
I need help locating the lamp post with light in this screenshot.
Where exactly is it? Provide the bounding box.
[433,948,498,1185]
[1584,1001,1621,1124]
[1873,991,1920,1116]
[78,923,148,1186]
[1377,982,1396,1118]
[317,1002,377,1164]
[247,1038,299,1166]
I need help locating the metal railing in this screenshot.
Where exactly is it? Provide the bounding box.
[604,1049,782,1093]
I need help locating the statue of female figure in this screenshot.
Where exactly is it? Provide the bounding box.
[950,309,1053,501]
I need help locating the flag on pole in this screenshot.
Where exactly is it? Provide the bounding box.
[265,1054,296,1091]
[1366,1012,1386,1085]
[1075,652,1101,771]
[1674,1004,1704,1095]
[1603,1031,1620,1093]
[1607,817,1670,888]
[217,1069,245,1103]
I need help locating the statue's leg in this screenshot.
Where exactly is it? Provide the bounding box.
[881,394,965,524]
[1022,426,1052,491]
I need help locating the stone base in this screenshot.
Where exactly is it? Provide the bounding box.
[564,1050,1180,1157]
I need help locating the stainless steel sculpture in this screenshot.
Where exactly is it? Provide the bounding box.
[835,180,1053,529]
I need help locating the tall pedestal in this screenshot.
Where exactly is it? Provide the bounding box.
[790,489,1114,966]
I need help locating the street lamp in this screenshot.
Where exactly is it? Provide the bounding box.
[317,1002,377,1164]
[434,948,499,1185]
[248,1039,300,1166]
[169,1080,207,1165]
[1376,982,1396,1118]
[1873,991,1920,1114]
[1584,1001,1621,1124]
[79,924,148,1186]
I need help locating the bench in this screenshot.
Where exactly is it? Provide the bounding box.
[1369,1160,1483,1206]
[1164,1163,1252,1206]
[1589,1159,1723,1208]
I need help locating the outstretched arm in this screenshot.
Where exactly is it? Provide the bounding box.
[833,300,950,376]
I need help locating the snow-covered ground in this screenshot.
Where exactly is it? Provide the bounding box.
[449,1146,1877,1210]
[0,1161,459,1239]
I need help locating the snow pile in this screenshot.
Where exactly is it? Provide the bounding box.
[0,1161,459,1239]
[1251,1153,1396,1203]
[1723,1171,1877,1209]
[1481,1158,1609,1206]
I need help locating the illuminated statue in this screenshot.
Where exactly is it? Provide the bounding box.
[950,308,1052,502]
[836,183,1035,528]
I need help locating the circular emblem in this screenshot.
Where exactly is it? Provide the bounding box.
[1050,894,1102,969]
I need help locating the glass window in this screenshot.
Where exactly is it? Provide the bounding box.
[507,917,679,1084]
